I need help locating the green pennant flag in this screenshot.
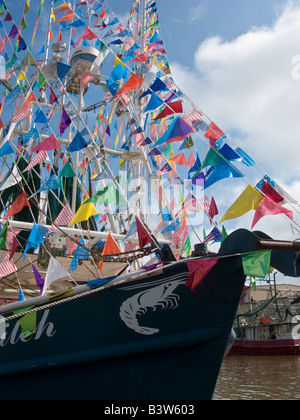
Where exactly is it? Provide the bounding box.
[221,225,228,244]
[200,147,223,171]
[0,221,9,250]
[18,312,37,339]
[242,251,271,279]
[86,183,126,206]
[58,162,76,188]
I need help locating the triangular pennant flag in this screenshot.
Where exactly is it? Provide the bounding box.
[18,289,26,302]
[136,217,153,249]
[48,203,74,233]
[4,191,30,220]
[23,150,49,172]
[23,224,49,260]
[0,165,22,191]
[242,251,271,279]
[251,196,293,229]
[32,264,45,294]
[68,130,88,152]
[30,134,61,155]
[220,185,263,224]
[186,258,219,292]
[117,73,143,96]
[56,61,71,80]
[0,221,9,250]
[50,87,58,104]
[69,202,98,226]
[43,256,69,295]
[59,107,71,135]
[99,233,122,273]
[153,101,183,121]
[124,220,138,240]
[155,117,194,147]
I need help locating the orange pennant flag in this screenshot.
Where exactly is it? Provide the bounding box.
[99,233,122,273]
[117,73,143,97]
[55,11,75,23]
[169,153,187,166]
[4,191,30,220]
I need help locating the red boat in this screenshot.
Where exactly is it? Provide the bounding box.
[229,281,300,356]
[231,338,300,356]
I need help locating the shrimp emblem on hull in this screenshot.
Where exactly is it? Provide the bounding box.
[119,277,187,335]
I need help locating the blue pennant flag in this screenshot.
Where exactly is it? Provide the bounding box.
[68,130,89,153]
[23,224,49,260]
[69,238,90,274]
[161,207,173,222]
[35,174,60,195]
[0,141,14,157]
[34,109,48,124]
[204,162,243,190]
[56,62,71,81]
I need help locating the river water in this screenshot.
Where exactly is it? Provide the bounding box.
[213,356,300,400]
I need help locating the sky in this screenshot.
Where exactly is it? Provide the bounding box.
[109,0,300,192]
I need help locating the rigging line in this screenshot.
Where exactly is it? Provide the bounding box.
[0,146,93,270]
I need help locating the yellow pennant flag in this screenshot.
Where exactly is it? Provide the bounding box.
[69,203,98,226]
[220,185,263,224]
[17,70,27,82]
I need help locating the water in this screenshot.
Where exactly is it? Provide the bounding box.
[213,356,300,400]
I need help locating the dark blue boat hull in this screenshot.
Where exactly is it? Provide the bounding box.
[0,229,297,400]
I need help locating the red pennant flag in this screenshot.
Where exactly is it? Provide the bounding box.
[251,196,293,229]
[4,191,30,221]
[136,217,153,249]
[99,233,122,273]
[50,87,58,105]
[209,196,219,222]
[153,101,183,121]
[205,122,225,147]
[186,258,219,293]
[72,27,98,48]
[117,73,143,97]
[261,180,284,204]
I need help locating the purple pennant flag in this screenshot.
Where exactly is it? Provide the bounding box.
[32,264,45,294]
[60,107,72,135]
[155,117,194,147]
[8,24,18,39]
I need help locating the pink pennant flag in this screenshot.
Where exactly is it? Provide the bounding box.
[30,134,61,155]
[48,203,74,233]
[251,196,293,229]
[81,70,95,91]
[0,254,17,278]
[186,151,196,168]
[23,150,49,172]
[12,101,32,123]
[186,258,219,292]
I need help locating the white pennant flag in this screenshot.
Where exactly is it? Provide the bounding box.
[0,165,22,191]
[42,256,69,295]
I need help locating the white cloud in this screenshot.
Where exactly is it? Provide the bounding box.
[171,0,300,184]
[172,2,207,25]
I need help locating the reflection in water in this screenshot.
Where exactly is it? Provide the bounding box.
[213,356,300,400]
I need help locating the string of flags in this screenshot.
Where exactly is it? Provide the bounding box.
[0,0,297,304]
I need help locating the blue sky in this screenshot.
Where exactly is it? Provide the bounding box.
[110,0,281,68]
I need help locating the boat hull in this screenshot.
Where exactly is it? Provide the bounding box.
[230,339,300,356]
[0,229,298,400]
[0,255,245,400]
